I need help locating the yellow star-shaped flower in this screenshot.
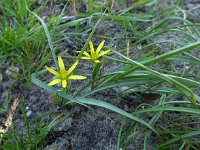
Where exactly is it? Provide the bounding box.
[45,56,86,88]
[81,40,110,63]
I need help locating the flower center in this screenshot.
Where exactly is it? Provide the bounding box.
[92,52,98,61]
[60,72,68,80]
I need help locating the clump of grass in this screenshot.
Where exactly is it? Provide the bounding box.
[0,0,68,86]
[0,0,45,80]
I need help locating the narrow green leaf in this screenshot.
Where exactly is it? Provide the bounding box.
[157,131,200,149]
[26,6,58,69]
[133,106,200,115]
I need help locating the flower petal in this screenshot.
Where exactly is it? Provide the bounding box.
[58,56,66,74]
[45,66,60,77]
[96,40,105,54]
[98,50,110,57]
[68,75,87,80]
[81,57,91,60]
[67,60,79,75]
[89,41,95,56]
[48,78,61,86]
[83,51,91,58]
[94,59,100,63]
[62,80,67,88]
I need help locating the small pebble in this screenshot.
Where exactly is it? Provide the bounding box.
[26,110,32,117]
[5,66,19,78]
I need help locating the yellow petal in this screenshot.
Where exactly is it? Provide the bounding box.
[89,41,95,56]
[48,78,61,86]
[96,40,105,54]
[68,75,87,80]
[62,80,67,88]
[98,50,110,57]
[58,56,66,74]
[45,66,60,77]
[83,51,91,57]
[81,56,91,60]
[94,59,100,63]
[67,60,78,75]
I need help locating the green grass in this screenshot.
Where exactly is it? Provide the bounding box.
[0,0,45,81]
[0,0,69,86]
[1,0,200,149]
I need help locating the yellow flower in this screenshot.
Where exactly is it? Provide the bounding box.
[81,40,110,63]
[45,56,86,88]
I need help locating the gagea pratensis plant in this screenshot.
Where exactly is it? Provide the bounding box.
[81,40,110,83]
[45,56,86,88]
[81,40,110,63]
